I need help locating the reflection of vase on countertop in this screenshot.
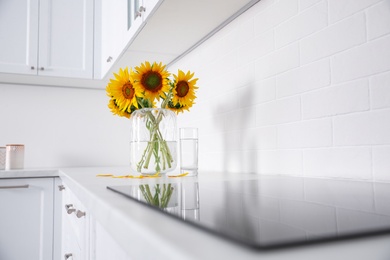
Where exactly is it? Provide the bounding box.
[139,183,178,210]
[130,108,177,175]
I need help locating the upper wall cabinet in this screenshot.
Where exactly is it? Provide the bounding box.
[95,0,159,79]
[0,0,94,79]
[96,0,260,80]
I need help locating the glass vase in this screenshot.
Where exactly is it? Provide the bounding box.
[130,108,177,175]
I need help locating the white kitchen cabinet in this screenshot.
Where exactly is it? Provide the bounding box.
[60,182,90,260]
[0,178,56,260]
[59,181,133,260]
[92,219,133,260]
[0,0,94,79]
[95,0,161,79]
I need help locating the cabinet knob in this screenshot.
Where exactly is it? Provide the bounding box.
[139,6,146,12]
[65,204,76,214]
[76,210,86,218]
[40,67,45,70]
[64,253,73,260]
[58,185,65,191]
[136,6,146,18]
[31,66,35,70]
[106,56,113,63]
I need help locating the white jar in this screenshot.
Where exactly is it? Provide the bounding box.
[0,147,5,170]
[5,144,24,170]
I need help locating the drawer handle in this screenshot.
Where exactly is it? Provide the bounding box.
[76,210,86,218]
[64,253,73,260]
[0,184,29,189]
[58,185,65,191]
[65,204,76,214]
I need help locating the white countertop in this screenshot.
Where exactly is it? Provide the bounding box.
[3,167,390,259]
[0,168,58,178]
[58,167,390,260]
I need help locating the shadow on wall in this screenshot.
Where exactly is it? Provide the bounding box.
[215,84,257,174]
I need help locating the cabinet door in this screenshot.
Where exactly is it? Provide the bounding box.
[0,0,39,75]
[93,219,133,260]
[38,0,94,78]
[0,178,54,260]
[123,0,144,44]
[61,183,90,260]
[139,0,160,21]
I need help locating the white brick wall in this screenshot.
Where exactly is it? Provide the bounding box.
[170,0,390,181]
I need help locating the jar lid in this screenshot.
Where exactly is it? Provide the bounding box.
[6,144,25,146]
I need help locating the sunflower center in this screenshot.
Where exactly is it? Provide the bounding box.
[176,81,189,97]
[122,82,135,99]
[142,72,162,92]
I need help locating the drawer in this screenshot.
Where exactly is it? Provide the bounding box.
[61,183,89,255]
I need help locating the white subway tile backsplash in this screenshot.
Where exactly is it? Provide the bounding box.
[373,146,390,181]
[303,147,373,179]
[257,149,303,175]
[199,151,224,172]
[238,30,274,65]
[241,126,277,150]
[222,150,258,173]
[231,63,256,90]
[302,79,370,119]
[276,58,330,98]
[214,90,240,114]
[254,0,299,36]
[171,0,390,180]
[277,118,332,148]
[332,34,390,83]
[256,96,301,126]
[240,77,276,107]
[226,107,256,131]
[255,43,300,80]
[370,71,390,109]
[333,109,390,146]
[300,13,366,65]
[366,1,390,40]
[299,0,322,11]
[275,1,327,48]
[328,0,382,24]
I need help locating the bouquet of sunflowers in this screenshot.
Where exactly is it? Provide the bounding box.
[106,61,198,174]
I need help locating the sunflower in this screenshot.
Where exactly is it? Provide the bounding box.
[106,67,138,115]
[172,70,198,109]
[108,98,131,118]
[132,61,170,102]
[167,101,191,114]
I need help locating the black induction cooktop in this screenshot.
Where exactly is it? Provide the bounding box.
[107,176,390,249]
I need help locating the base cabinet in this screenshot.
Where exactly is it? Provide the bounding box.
[60,182,90,260]
[60,182,133,260]
[93,220,133,260]
[0,178,57,260]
